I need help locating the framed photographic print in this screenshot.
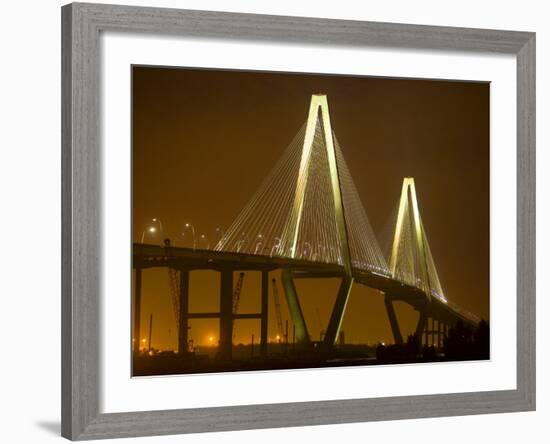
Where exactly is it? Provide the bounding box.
[61,2,535,440]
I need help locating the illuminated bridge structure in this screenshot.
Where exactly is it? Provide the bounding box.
[133,94,480,360]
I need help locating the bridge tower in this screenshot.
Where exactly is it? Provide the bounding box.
[388,177,447,345]
[280,94,354,346]
[390,178,431,297]
[389,177,445,302]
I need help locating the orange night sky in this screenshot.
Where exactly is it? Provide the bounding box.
[132,66,489,351]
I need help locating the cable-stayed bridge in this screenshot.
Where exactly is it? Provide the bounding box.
[133,94,480,361]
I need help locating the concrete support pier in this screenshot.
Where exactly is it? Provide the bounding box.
[384,295,403,345]
[281,269,309,344]
[219,270,234,360]
[415,309,427,347]
[177,269,190,355]
[324,275,354,346]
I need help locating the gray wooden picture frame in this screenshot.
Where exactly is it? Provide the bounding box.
[61,2,536,440]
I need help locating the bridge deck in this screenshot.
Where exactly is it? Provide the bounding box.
[133,243,478,326]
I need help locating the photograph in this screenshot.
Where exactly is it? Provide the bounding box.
[131,66,490,377]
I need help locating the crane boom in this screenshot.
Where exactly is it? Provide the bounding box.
[232,272,245,314]
[167,268,180,325]
[271,278,284,341]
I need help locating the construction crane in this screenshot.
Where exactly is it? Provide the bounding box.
[167,268,181,325]
[232,272,245,315]
[232,273,245,341]
[271,278,284,342]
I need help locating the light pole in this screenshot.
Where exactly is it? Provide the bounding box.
[270,237,281,257]
[253,234,264,255]
[152,218,163,234]
[198,234,210,250]
[236,232,249,253]
[140,226,156,243]
[182,222,196,250]
[303,242,312,259]
[140,218,163,244]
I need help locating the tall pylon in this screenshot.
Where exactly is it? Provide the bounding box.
[281,94,353,275]
[215,94,387,273]
[389,177,446,303]
[215,94,385,344]
[280,94,354,345]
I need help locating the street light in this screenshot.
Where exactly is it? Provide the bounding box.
[303,242,312,259]
[253,234,264,255]
[235,232,249,253]
[270,237,281,258]
[140,218,163,243]
[198,234,210,250]
[152,218,164,233]
[181,222,196,250]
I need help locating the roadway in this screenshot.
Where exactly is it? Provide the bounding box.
[133,243,479,328]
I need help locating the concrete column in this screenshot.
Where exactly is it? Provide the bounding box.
[281,269,309,344]
[219,270,234,360]
[260,270,269,357]
[133,268,142,356]
[324,275,354,346]
[384,295,403,345]
[148,313,153,352]
[178,269,190,355]
[415,310,427,348]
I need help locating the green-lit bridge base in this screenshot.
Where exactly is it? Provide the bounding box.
[280,269,354,347]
